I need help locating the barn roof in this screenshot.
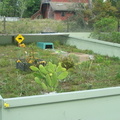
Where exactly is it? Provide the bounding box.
[49,2,76,11]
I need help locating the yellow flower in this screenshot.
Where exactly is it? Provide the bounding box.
[4,103,10,108]
[28,60,34,64]
[19,43,26,48]
[39,61,46,64]
[43,61,46,63]
[49,73,52,76]
[17,60,21,63]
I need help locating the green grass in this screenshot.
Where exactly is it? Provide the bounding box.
[0,43,120,98]
[0,19,67,34]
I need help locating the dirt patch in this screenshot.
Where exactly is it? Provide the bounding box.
[52,50,94,62]
[69,53,94,62]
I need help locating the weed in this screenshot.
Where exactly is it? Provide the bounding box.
[0,58,10,67]
[61,56,75,70]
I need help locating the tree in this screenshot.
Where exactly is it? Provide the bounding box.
[23,0,40,18]
[0,0,18,17]
[94,17,117,32]
[17,0,27,18]
[67,2,93,31]
[0,0,41,18]
[109,0,119,6]
[93,0,117,20]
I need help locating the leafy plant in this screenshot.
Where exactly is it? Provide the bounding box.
[30,62,68,93]
[94,17,117,32]
[92,0,117,21]
[60,56,75,70]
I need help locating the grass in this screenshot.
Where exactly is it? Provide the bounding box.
[0,42,120,98]
[0,19,67,34]
[0,18,92,34]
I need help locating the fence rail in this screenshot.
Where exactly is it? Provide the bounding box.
[0,16,19,21]
[66,32,120,58]
[0,18,93,34]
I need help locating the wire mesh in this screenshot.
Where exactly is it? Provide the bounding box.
[0,17,93,34]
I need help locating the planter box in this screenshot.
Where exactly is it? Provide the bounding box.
[16,59,46,71]
[66,33,120,58]
[0,87,120,120]
[16,61,31,71]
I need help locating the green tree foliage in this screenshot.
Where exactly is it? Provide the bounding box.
[92,0,117,21]
[17,0,27,18]
[67,0,118,30]
[23,0,40,18]
[90,0,120,42]
[0,0,18,17]
[116,3,120,19]
[94,17,117,32]
[110,0,119,6]
[67,3,93,30]
[0,0,40,18]
[111,0,120,19]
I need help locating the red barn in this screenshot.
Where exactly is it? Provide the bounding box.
[31,0,92,20]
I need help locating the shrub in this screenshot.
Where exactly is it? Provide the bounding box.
[90,32,120,44]
[94,17,117,32]
[61,56,75,70]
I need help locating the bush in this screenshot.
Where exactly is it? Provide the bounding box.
[110,32,120,43]
[90,17,120,43]
[91,32,120,44]
[94,17,117,32]
[61,56,76,70]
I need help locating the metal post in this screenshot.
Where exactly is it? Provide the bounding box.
[0,95,3,120]
[3,16,6,34]
[118,19,120,32]
[67,17,69,32]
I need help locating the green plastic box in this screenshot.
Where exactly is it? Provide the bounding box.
[37,42,54,49]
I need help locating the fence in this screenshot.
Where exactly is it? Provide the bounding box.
[0,18,93,34]
[0,16,19,21]
[0,87,120,120]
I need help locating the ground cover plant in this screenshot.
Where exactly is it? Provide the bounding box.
[0,42,120,98]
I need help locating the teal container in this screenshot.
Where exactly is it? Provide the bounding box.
[37,42,54,49]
